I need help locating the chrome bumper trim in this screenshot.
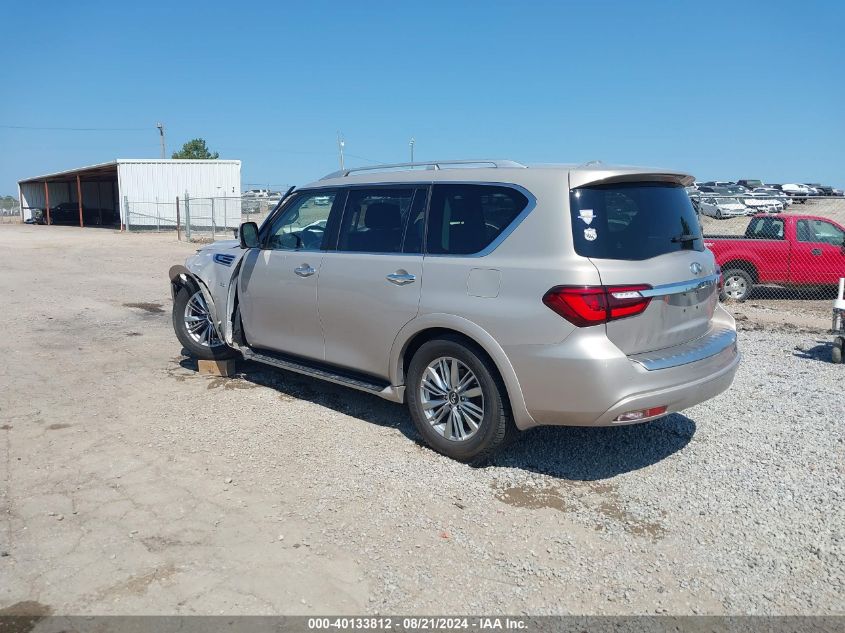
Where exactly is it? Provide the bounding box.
[629,327,737,371]
[639,273,719,298]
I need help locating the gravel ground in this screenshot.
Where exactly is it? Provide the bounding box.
[0,225,842,615]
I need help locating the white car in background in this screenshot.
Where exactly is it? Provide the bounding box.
[782,183,810,196]
[743,193,783,214]
[697,196,748,219]
[753,187,792,206]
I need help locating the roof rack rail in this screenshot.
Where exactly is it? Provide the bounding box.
[320,159,526,180]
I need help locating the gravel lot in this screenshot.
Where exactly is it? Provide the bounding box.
[0,225,842,615]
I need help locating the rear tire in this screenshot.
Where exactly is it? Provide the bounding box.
[406,336,516,464]
[720,269,753,302]
[172,286,237,360]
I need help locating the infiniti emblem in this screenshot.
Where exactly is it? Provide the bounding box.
[690,262,703,275]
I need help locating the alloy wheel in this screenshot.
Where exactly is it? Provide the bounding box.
[183,290,223,348]
[419,357,484,442]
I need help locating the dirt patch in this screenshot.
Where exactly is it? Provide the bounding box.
[495,484,568,512]
[0,600,52,633]
[123,302,164,314]
[125,331,142,337]
[45,423,71,431]
[595,501,667,540]
[90,564,177,602]
[493,480,666,540]
[0,601,52,616]
[206,377,259,391]
[0,424,11,430]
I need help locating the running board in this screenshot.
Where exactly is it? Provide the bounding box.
[241,347,402,401]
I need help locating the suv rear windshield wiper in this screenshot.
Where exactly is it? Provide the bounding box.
[670,234,699,243]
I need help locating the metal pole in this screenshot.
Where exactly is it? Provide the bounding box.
[176,196,181,241]
[184,191,191,241]
[96,181,102,226]
[157,123,166,159]
[44,181,51,225]
[76,174,84,228]
[155,196,160,232]
[123,195,130,231]
[410,137,415,163]
[337,131,345,170]
[211,197,216,241]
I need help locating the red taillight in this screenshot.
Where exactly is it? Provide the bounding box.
[542,285,652,326]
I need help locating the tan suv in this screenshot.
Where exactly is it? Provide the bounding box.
[170,160,740,462]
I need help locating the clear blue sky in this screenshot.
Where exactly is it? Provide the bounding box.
[2,0,843,194]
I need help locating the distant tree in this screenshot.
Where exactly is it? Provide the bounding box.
[171,138,219,160]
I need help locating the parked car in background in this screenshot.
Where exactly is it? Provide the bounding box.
[743,192,784,213]
[807,183,835,196]
[704,214,845,301]
[737,179,764,190]
[753,187,792,207]
[781,183,810,203]
[697,196,749,219]
[168,160,739,462]
[34,202,117,226]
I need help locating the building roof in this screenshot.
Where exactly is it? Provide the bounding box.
[18,159,241,184]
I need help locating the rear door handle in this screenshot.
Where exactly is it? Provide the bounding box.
[294,264,316,277]
[811,248,822,256]
[386,271,416,286]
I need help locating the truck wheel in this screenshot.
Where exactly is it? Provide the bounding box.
[172,286,237,360]
[833,343,843,364]
[720,269,753,302]
[406,336,517,464]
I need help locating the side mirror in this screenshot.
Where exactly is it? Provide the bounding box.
[239,222,260,249]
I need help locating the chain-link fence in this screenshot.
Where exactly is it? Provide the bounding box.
[690,192,845,302]
[125,193,285,242]
[0,206,22,224]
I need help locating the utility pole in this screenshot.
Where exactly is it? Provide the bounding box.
[156,123,166,159]
[409,137,415,163]
[337,131,345,170]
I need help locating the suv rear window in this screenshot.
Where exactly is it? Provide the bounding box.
[426,184,528,255]
[569,182,703,260]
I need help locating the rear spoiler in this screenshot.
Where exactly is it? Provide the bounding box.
[569,169,694,190]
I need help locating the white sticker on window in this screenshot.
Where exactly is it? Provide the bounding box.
[584,227,597,241]
[579,209,595,225]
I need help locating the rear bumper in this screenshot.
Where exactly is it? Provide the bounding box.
[505,313,740,430]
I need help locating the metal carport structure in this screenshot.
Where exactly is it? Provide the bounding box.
[18,159,242,229]
[18,161,119,227]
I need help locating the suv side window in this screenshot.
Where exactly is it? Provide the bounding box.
[337,188,416,253]
[426,184,528,255]
[797,219,844,246]
[265,190,339,251]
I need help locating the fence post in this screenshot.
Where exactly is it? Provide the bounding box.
[211,197,216,241]
[155,196,160,232]
[176,197,181,241]
[123,196,130,232]
[184,191,191,241]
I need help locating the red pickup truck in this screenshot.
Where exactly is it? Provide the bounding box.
[704,214,845,301]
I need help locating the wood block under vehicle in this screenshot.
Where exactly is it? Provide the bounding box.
[198,359,236,377]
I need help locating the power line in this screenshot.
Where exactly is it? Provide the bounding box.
[0,124,150,131]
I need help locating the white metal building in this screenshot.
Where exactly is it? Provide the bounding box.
[18,159,241,229]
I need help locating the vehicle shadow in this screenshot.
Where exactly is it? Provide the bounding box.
[179,356,696,481]
[793,340,837,363]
